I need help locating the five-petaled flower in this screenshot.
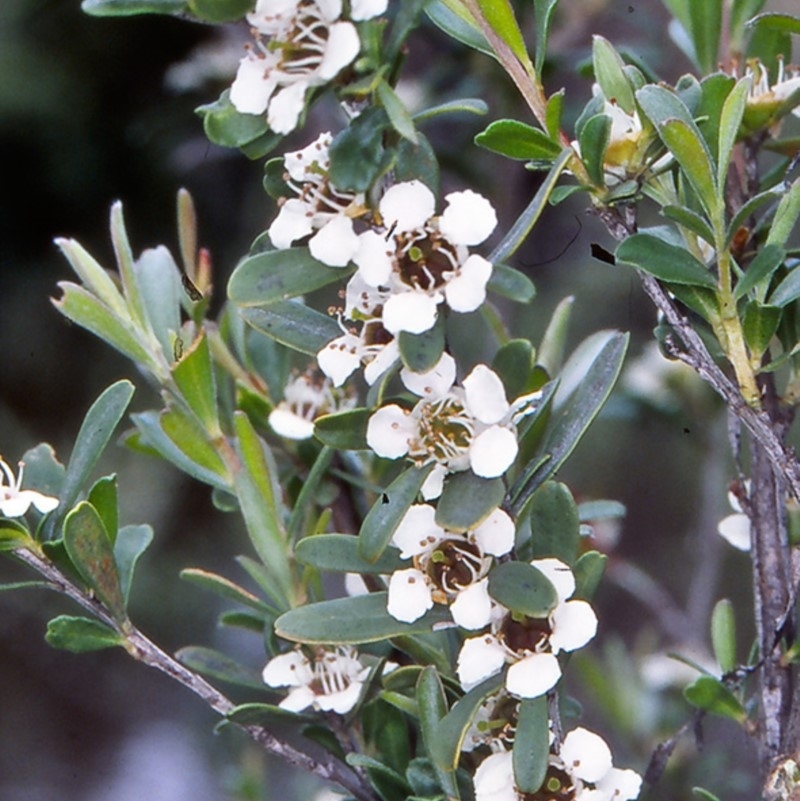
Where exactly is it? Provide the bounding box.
[0,457,59,518]
[366,357,539,484]
[473,726,642,801]
[457,558,598,700]
[262,645,370,714]
[230,0,387,134]
[386,502,515,627]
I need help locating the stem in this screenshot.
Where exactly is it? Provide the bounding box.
[13,547,380,801]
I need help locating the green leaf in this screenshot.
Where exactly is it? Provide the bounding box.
[661,205,715,245]
[296,534,406,574]
[87,476,118,545]
[129,409,230,490]
[274,592,452,644]
[492,339,535,400]
[526,481,581,565]
[742,301,781,357]
[314,408,371,450]
[399,315,446,373]
[188,0,252,22]
[692,786,724,801]
[747,12,800,36]
[727,185,784,247]
[636,84,718,216]
[64,502,127,620]
[43,380,134,541]
[476,0,535,75]
[134,246,182,358]
[233,412,293,609]
[730,0,767,47]
[488,561,558,617]
[616,233,716,288]
[229,248,352,306]
[114,524,153,605]
[226,702,314,726]
[176,645,266,690]
[578,114,611,187]
[592,36,635,113]
[19,444,65,500]
[578,499,626,521]
[181,567,272,612]
[172,332,220,433]
[384,0,429,63]
[490,149,573,264]
[488,263,537,303]
[666,283,721,323]
[81,0,187,15]
[572,550,607,601]
[197,90,274,149]
[688,0,723,74]
[394,132,441,196]
[769,264,800,307]
[734,244,786,300]
[241,302,341,356]
[435,472,505,533]
[0,522,33,552]
[431,674,504,770]
[513,697,550,793]
[767,180,800,249]
[510,332,628,512]
[475,119,561,161]
[717,78,749,195]
[534,0,559,75]
[377,79,418,144]
[359,465,435,563]
[45,615,124,652]
[711,599,737,674]
[329,107,390,192]
[684,676,746,721]
[426,1,494,59]
[416,668,460,798]
[413,98,489,124]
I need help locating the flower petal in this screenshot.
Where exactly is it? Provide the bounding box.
[401,352,456,399]
[473,751,517,801]
[354,230,394,286]
[267,81,307,134]
[392,504,444,558]
[505,652,561,698]
[451,579,493,630]
[318,21,360,80]
[549,599,598,653]
[439,189,497,245]
[464,364,509,424]
[529,558,575,603]
[457,635,507,690]
[472,508,515,556]
[445,254,492,313]
[366,404,416,459]
[316,681,363,713]
[469,426,518,478]
[379,180,435,232]
[382,290,440,335]
[263,650,312,688]
[309,215,360,267]
[560,727,613,784]
[268,408,315,440]
[230,55,276,115]
[387,568,434,623]
[717,513,751,551]
[269,198,315,249]
[596,767,643,801]
[318,334,362,387]
[421,464,446,500]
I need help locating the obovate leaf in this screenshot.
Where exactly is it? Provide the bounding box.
[416,667,459,798]
[711,598,737,674]
[45,615,124,652]
[435,472,505,533]
[426,1,494,60]
[295,534,406,574]
[172,332,220,434]
[526,481,581,565]
[488,263,537,303]
[314,409,371,450]
[188,0,252,22]
[228,248,353,306]
[733,244,785,300]
[399,315,446,373]
[592,35,635,113]
[275,592,452,644]
[534,0,560,75]
[177,645,266,690]
[240,303,342,356]
[513,696,550,793]
[684,675,747,722]
[488,561,558,617]
[82,0,187,14]
[616,234,716,288]
[475,120,561,161]
[115,524,153,605]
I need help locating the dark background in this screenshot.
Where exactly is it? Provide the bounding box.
[1,0,793,798]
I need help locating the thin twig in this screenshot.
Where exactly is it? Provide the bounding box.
[13,547,380,801]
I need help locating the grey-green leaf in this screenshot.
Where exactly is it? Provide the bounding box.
[45,615,124,652]
[513,696,550,793]
[296,534,406,574]
[488,561,558,617]
[616,234,716,288]
[435,472,505,533]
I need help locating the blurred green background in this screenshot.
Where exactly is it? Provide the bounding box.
[1,0,796,798]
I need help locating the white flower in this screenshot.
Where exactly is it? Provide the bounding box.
[717,485,751,551]
[560,727,613,783]
[386,503,515,627]
[268,370,355,440]
[353,181,497,335]
[745,57,800,119]
[263,645,370,714]
[456,559,596,699]
[231,1,364,134]
[367,363,537,481]
[473,750,518,801]
[267,132,366,266]
[0,458,59,518]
